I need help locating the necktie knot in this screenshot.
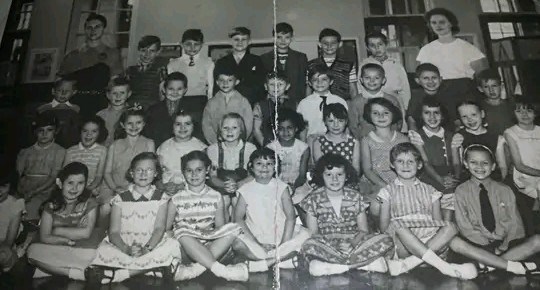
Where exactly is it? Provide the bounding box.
[189,56,195,66]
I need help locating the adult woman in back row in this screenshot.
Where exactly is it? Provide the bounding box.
[416,8,488,125]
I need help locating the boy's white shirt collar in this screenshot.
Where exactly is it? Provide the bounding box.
[360,89,384,99]
[51,100,73,108]
[422,126,445,138]
[181,53,200,61]
[394,177,421,186]
[78,142,98,150]
[128,184,156,200]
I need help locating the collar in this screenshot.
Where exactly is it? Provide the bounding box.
[394,178,421,186]
[360,90,384,99]
[221,139,244,149]
[51,100,73,108]
[470,178,494,188]
[34,142,54,150]
[233,51,246,61]
[181,53,200,61]
[422,126,445,138]
[368,130,397,143]
[78,142,98,150]
[128,184,156,200]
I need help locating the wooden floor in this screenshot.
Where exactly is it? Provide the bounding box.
[3,266,540,290]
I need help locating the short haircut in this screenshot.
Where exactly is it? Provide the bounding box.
[274,22,293,35]
[361,63,385,78]
[266,71,289,83]
[229,27,251,38]
[173,110,194,122]
[319,28,341,42]
[214,65,237,79]
[85,13,107,28]
[365,31,388,46]
[425,8,460,34]
[182,29,204,43]
[390,142,423,164]
[463,144,495,163]
[107,76,130,91]
[476,68,501,84]
[323,103,348,121]
[363,97,402,125]
[415,63,441,78]
[277,108,306,132]
[164,72,188,88]
[80,115,109,144]
[54,75,77,90]
[138,35,161,50]
[420,98,448,127]
[181,150,212,171]
[219,113,247,141]
[311,153,359,187]
[33,112,59,130]
[308,64,332,81]
[126,152,162,183]
[456,100,483,117]
[514,95,539,118]
[248,148,277,176]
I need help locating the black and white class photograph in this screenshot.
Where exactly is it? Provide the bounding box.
[1,0,540,289]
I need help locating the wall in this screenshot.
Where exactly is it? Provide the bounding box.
[0,0,13,42]
[128,0,367,65]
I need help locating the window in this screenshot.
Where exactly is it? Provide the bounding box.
[66,0,133,67]
[480,0,537,13]
[368,0,430,15]
[0,0,34,86]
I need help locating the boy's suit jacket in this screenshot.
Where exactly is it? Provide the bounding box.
[261,48,307,105]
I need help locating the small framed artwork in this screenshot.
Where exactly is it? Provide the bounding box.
[26,48,59,83]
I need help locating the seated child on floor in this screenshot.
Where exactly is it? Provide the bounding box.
[86,152,180,285]
[102,107,155,216]
[312,103,360,174]
[17,113,66,221]
[234,148,310,273]
[253,71,296,146]
[167,151,255,282]
[454,144,540,276]
[360,98,409,214]
[0,171,24,273]
[157,110,207,192]
[63,116,108,208]
[266,108,309,192]
[378,143,477,279]
[300,154,394,277]
[27,162,99,281]
[206,113,256,219]
[451,101,501,181]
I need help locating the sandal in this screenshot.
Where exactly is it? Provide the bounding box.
[521,261,540,276]
[84,266,116,287]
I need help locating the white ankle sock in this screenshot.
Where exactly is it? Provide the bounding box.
[68,268,85,281]
[210,262,227,276]
[278,259,295,269]
[249,260,269,272]
[421,250,454,275]
[309,260,349,276]
[357,257,388,273]
[174,263,206,281]
[403,255,423,270]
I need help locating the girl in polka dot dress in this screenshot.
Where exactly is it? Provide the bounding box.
[311,103,361,174]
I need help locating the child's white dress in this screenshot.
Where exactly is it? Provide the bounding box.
[91,185,181,269]
[266,139,308,185]
[504,125,540,198]
[237,179,309,259]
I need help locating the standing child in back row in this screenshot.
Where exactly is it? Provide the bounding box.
[307,28,357,100]
[213,27,266,106]
[476,69,514,137]
[260,22,307,104]
[168,29,214,124]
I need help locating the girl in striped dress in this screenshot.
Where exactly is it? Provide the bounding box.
[168,151,259,282]
[86,152,180,285]
[378,143,476,279]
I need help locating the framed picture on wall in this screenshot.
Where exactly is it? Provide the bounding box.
[160,43,182,59]
[26,48,59,83]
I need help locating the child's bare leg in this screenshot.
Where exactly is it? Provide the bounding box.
[396,224,457,257]
[222,195,231,221]
[501,235,540,261]
[179,236,222,269]
[232,238,265,261]
[207,235,237,260]
[448,237,507,269]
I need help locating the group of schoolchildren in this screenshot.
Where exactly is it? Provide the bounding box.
[2,8,540,287]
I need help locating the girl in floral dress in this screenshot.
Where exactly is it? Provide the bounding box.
[86,152,180,285]
[300,154,394,276]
